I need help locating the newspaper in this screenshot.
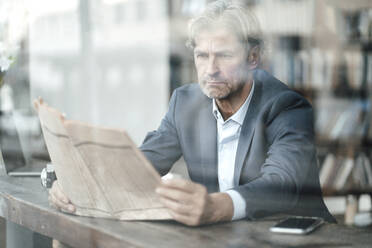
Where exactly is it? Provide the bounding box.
[34,98,171,220]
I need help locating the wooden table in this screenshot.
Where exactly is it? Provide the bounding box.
[0,176,371,248]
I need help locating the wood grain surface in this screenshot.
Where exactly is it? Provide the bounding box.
[0,177,371,248]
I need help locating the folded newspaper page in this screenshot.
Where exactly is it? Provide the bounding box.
[34,98,171,220]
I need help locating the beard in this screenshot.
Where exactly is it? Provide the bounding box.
[198,64,251,99]
[199,78,246,99]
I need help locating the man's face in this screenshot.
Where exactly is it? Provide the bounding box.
[194,28,250,99]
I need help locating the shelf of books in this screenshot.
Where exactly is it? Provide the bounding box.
[264,0,372,223]
[257,1,372,226]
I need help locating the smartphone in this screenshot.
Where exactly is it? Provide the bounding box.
[269,216,324,234]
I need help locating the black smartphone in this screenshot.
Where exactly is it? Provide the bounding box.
[269,216,324,234]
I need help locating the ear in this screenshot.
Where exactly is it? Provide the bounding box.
[247,45,260,70]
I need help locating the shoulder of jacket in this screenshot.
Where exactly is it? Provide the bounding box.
[254,69,308,105]
[171,83,210,110]
[174,83,201,94]
[172,83,207,100]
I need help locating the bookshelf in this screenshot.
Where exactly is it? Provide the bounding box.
[265,0,372,224]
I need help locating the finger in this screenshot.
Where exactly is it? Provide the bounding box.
[48,194,60,210]
[49,192,64,209]
[158,196,193,216]
[160,178,200,193]
[50,181,70,204]
[49,181,75,212]
[156,186,193,203]
[50,193,76,213]
[168,210,200,226]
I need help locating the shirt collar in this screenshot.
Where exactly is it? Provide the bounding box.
[212,82,255,125]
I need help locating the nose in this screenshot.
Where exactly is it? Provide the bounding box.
[206,56,219,77]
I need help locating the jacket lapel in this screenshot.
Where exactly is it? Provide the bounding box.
[198,98,219,192]
[233,79,262,186]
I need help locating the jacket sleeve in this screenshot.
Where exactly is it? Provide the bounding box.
[139,89,182,176]
[234,91,317,219]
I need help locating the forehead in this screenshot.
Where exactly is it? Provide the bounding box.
[194,28,244,52]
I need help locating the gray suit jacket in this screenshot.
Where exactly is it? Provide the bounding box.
[140,69,336,223]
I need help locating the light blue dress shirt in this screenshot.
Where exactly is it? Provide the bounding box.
[212,83,255,220]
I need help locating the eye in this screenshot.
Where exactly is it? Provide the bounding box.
[220,53,233,58]
[195,53,208,59]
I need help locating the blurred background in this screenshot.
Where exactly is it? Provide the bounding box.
[0,0,372,232]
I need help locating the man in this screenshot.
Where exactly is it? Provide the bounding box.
[49,0,335,226]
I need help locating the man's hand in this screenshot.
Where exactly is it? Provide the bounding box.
[155,178,234,226]
[49,181,76,213]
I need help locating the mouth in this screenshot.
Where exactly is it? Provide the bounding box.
[206,81,226,86]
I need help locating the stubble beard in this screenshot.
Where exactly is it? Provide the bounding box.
[200,80,245,100]
[201,83,230,99]
[199,67,250,100]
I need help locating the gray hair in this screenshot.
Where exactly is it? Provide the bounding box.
[186,0,263,55]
